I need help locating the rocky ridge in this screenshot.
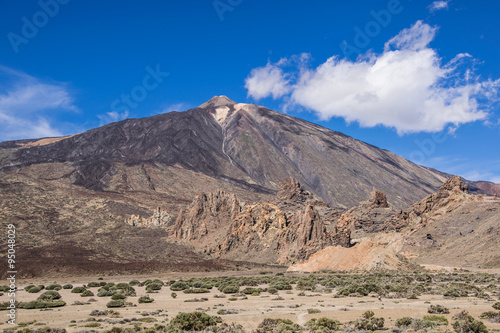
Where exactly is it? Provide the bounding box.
[170,178,347,264]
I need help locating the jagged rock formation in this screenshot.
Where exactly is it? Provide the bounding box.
[171,190,242,246]
[170,178,346,264]
[335,190,396,239]
[384,176,472,231]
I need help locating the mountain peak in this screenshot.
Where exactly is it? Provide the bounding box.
[198,95,237,108]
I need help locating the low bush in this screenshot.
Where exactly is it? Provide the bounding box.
[493,302,500,310]
[46,284,62,291]
[106,300,124,308]
[452,311,488,333]
[81,290,95,297]
[395,317,436,331]
[241,288,261,295]
[183,288,210,294]
[170,281,189,291]
[307,308,321,314]
[479,311,500,320]
[305,317,341,331]
[87,282,101,288]
[257,318,302,332]
[62,284,73,289]
[423,315,449,325]
[138,296,154,303]
[18,300,66,309]
[169,312,217,331]
[26,286,42,293]
[111,293,126,300]
[428,304,450,314]
[129,279,140,286]
[37,291,61,301]
[221,285,239,294]
[97,289,115,297]
[71,286,87,293]
[355,317,384,331]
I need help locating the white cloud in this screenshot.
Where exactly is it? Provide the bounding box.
[245,62,292,100]
[428,1,451,12]
[245,21,500,134]
[0,66,78,141]
[97,111,129,126]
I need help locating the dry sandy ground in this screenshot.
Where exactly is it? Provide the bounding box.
[3,271,500,332]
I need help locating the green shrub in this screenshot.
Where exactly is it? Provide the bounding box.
[355,317,385,331]
[183,288,210,294]
[18,300,66,309]
[115,282,129,289]
[111,293,126,300]
[27,286,42,293]
[106,300,124,308]
[169,312,217,331]
[363,310,375,319]
[24,285,35,291]
[62,284,73,289]
[87,282,100,288]
[424,315,449,325]
[129,280,140,286]
[444,288,468,297]
[71,286,87,293]
[222,285,239,294]
[37,291,61,301]
[97,289,115,297]
[138,296,154,303]
[46,284,62,291]
[270,282,292,290]
[267,287,278,295]
[146,283,162,292]
[479,311,500,320]
[428,304,450,314]
[493,302,500,310]
[170,281,189,291]
[395,317,413,328]
[452,311,488,333]
[305,317,341,331]
[307,308,321,314]
[171,292,177,299]
[258,318,302,332]
[81,290,95,297]
[242,287,261,295]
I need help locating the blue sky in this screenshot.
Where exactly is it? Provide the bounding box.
[0,0,499,182]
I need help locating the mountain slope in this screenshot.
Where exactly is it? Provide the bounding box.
[1,96,453,209]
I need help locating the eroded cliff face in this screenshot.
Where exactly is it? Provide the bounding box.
[169,178,346,264]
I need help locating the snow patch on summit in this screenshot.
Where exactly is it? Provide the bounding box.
[213,106,230,125]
